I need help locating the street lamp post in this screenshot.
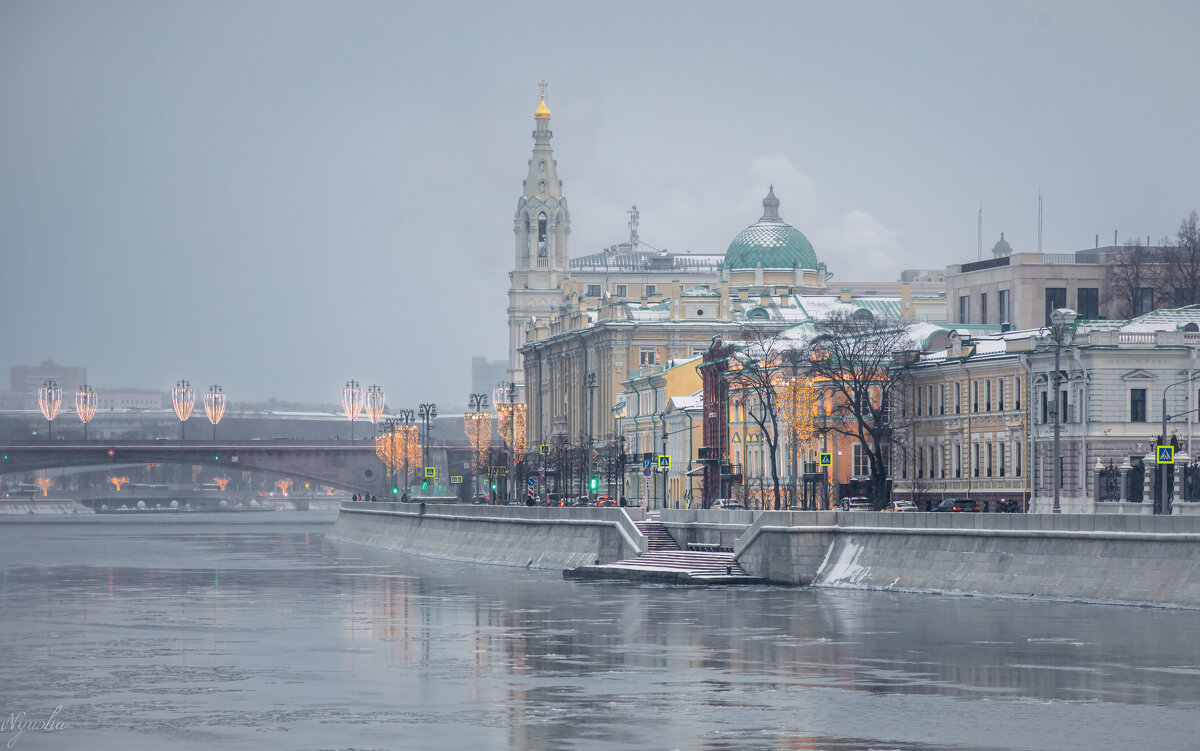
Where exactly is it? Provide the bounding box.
[381,417,401,496]
[585,372,597,500]
[342,380,363,440]
[203,384,226,440]
[418,403,437,490]
[75,384,97,440]
[37,380,61,441]
[660,413,668,509]
[172,380,195,440]
[395,409,416,498]
[1159,375,1199,515]
[1045,309,1077,513]
[364,385,386,438]
[467,393,490,499]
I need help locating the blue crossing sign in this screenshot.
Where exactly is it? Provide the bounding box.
[818,452,832,467]
[1157,445,1175,464]
[657,455,670,470]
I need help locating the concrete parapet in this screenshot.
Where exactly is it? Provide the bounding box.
[330,503,646,569]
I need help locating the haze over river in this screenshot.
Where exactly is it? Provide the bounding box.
[1,513,1197,750]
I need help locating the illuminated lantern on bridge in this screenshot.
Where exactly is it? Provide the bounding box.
[342,380,364,440]
[204,384,227,440]
[364,384,385,436]
[37,380,62,440]
[172,380,195,439]
[75,384,98,440]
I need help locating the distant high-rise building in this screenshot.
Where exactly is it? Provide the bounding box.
[471,357,508,395]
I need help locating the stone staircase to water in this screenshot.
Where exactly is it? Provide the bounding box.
[564,519,760,582]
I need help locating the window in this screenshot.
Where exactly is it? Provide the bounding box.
[852,443,871,477]
[1000,442,1006,477]
[954,444,961,478]
[998,289,1010,324]
[1134,287,1154,315]
[986,380,992,411]
[980,292,988,325]
[615,284,627,297]
[986,442,993,477]
[1016,443,1023,476]
[586,284,601,297]
[1077,287,1099,320]
[918,447,925,478]
[927,385,933,416]
[639,348,657,367]
[973,444,980,477]
[537,212,548,257]
[972,381,979,412]
[998,379,1005,411]
[1044,287,1067,326]
[915,386,921,416]
[940,384,945,415]
[1130,388,1147,422]
[645,284,657,297]
[955,383,961,414]
[1041,390,1048,424]
[959,295,970,324]
[1015,376,1021,409]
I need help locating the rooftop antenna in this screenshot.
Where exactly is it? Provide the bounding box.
[1038,190,1043,254]
[977,203,983,261]
[628,205,640,250]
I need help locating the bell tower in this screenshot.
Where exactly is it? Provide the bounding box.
[507,81,571,387]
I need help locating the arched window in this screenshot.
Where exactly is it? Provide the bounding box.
[539,160,545,172]
[539,180,546,193]
[537,212,548,257]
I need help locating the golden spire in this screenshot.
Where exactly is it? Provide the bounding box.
[534,79,550,119]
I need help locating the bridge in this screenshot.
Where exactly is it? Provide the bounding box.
[0,439,423,497]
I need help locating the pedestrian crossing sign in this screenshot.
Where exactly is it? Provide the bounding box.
[1157,445,1175,464]
[539,444,550,455]
[657,455,670,470]
[425,467,436,478]
[818,452,832,467]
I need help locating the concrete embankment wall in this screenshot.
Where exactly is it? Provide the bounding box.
[706,510,1200,608]
[330,502,647,569]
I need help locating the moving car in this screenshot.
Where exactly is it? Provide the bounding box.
[882,500,918,512]
[836,497,874,511]
[711,499,744,510]
[931,498,981,512]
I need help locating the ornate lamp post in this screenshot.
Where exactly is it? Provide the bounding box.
[204,384,226,440]
[364,384,386,437]
[395,408,417,498]
[418,403,437,489]
[37,380,62,440]
[466,393,491,499]
[497,383,525,503]
[342,380,363,440]
[75,383,98,440]
[172,380,195,439]
[1044,309,1077,513]
[378,418,401,496]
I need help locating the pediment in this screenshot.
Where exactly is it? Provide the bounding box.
[1122,369,1156,381]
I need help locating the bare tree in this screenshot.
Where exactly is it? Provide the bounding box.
[1105,239,1162,318]
[726,340,789,511]
[1164,211,1200,307]
[794,310,917,509]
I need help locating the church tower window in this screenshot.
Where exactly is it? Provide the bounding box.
[538,212,548,257]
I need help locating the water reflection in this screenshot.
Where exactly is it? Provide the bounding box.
[1,517,1197,751]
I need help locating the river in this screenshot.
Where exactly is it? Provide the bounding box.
[1,512,1197,750]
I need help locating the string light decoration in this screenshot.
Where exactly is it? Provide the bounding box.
[464,412,492,472]
[172,380,195,439]
[75,384,98,439]
[35,477,53,497]
[213,476,230,491]
[275,479,293,496]
[204,385,226,440]
[109,476,130,491]
[364,385,385,433]
[342,380,363,439]
[497,403,527,452]
[777,375,818,454]
[37,380,62,439]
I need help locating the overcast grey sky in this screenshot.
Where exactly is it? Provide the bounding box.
[2,1,1197,408]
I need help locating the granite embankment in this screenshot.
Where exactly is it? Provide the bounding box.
[330,502,647,569]
[332,503,1200,608]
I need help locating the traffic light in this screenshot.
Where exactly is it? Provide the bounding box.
[107,449,115,457]
[589,477,598,490]
[213,455,220,461]
[422,481,428,490]
[391,487,398,495]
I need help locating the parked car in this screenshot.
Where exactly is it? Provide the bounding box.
[711,499,744,510]
[595,496,616,506]
[836,497,874,511]
[931,498,981,512]
[882,500,918,512]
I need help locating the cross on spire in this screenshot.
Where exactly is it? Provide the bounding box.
[538,79,548,99]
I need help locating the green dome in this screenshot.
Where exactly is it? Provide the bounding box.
[724,186,818,270]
